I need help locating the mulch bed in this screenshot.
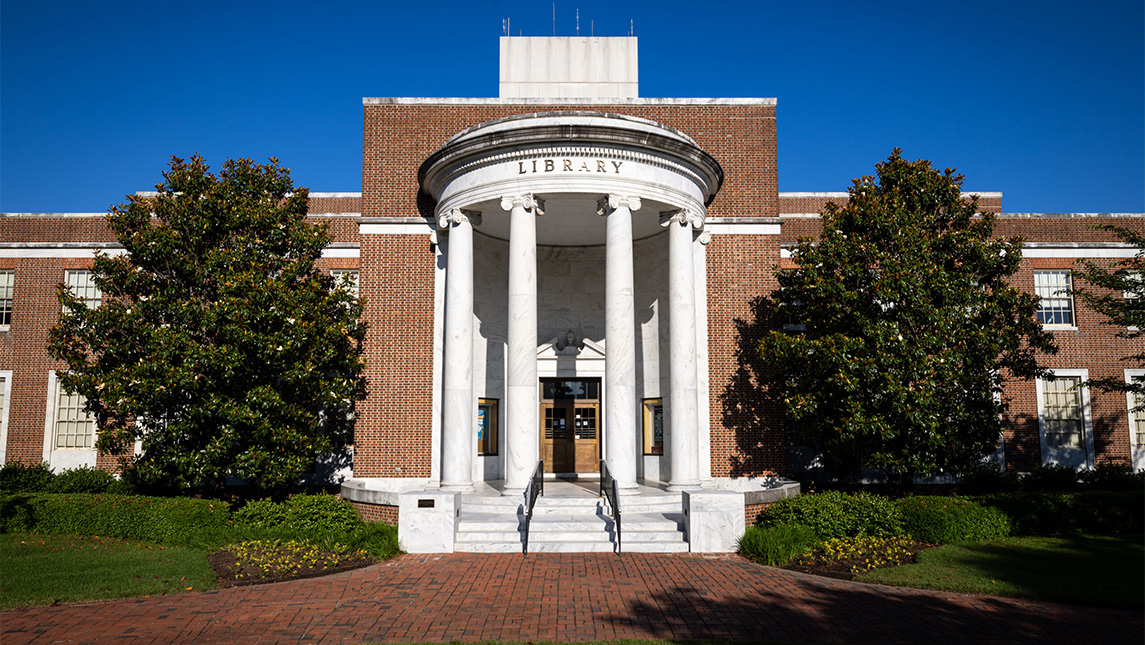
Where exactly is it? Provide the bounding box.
[207,549,377,588]
[781,541,937,581]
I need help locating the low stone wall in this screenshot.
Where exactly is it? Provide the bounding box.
[350,500,399,524]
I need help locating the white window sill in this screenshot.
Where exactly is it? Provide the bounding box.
[1044,325,1079,331]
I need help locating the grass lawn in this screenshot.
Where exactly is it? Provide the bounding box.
[858,534,1144,609]
[0,533,217,610]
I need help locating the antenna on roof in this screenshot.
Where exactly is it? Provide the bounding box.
[553,3,556,36]
[502,19,506,36]
[630,19,634,36]
[591,20,593,37]
[576,9,579,36]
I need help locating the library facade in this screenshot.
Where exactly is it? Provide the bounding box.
[1,37,1141,552]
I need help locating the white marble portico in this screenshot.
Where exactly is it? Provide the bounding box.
[419,112,723,494]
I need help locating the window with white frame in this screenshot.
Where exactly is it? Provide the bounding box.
[331,269,359,300]
[0,372,11,462]
[1126,272,1141,331]
[64,270,101,310]
[1042,376,1084,449]
[1036,369,1094,468]
[0,270,13,329]
[1035,271,1073,326]
[54,386,95,449]
[1128,371,1144,471]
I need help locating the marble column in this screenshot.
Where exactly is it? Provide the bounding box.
[599,195,641,494]
[438,208,480,491]
[662,209,703,491]
[502,194,543,495]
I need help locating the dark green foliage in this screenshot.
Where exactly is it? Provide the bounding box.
[1072,225,1144,401]
[47,156,366,491]
[47,466,118,494]
[957,463,1023,494]
[0,493,231,545]
[1020,463,1083,492]
[234,494,364,534]
[977,491,1144,536]
[1078,463,1145,492]
[897,496,1011,543]
[0,462,55,493]
[761,150,1056,482]
[756,490,903,539]
[738,523,820,565]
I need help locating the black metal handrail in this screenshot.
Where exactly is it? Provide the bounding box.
[523,460,544,555]
[599,459,621,554]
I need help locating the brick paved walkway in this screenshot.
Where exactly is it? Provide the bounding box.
[2,553,1141,644]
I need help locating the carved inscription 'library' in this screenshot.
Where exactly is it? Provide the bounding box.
[518,158,624,174]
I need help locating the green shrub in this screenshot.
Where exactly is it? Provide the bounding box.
[1020,464,1081,492]
[233,498,290,528]
[977,491,1144,536]
[0,493,232,545]
[235,494,363,534]
[1078,463,1144,492]
[345,522,402,559]
[738,524,820,566]
[756,491,903,539]
[897,496,1010,543]
[958,463,1022,494]
[47,466,118,494]
[0,462,54,493]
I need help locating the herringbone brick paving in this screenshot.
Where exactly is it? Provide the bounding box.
[2,553,1141,644]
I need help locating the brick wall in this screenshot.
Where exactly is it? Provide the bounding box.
[778,193,1002,216]
[354,234,436,477]
[349,500,399,524]
[363,103,778,220]
[705,233,788,477]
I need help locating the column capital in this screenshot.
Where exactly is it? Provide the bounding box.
[437,208,482,230]
[659,209,704,230]
[499,194,545,215]
[597,194,642,215]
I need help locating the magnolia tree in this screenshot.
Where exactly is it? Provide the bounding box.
[761,150,1057,483]
[49,156,366,491]
[1073,225,1144,406]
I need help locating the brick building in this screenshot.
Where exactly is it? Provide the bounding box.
[1,37,1141,552]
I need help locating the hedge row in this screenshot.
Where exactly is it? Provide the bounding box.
[0,493,230,545]
[0,492,402,558]
[0,462,132,495]
[750,488,1142,549]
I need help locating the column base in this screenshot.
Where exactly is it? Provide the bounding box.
[667,481,702,492]
[500,486,526,497]
[439,482,475,492]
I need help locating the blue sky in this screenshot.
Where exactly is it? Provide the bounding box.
[2,0,1142,213]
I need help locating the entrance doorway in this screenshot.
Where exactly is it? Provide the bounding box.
[540,378,601,473]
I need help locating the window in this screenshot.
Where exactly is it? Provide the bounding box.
[64,270,101,310]
[331,269,359,300]
[477,398,498,456]
[1125,272,1141,331]
[1036,370,1093,468]
[1042,376,1083,449]
[1128,371,1144,472]
[54,386,95,449]
[0,371,11,462]
[643,398,664,455]
[1034,270,1073,326]
[0,270,12,329]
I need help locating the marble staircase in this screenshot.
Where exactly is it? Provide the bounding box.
[453,481,689,553]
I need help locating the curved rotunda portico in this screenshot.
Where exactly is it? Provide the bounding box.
[420,112,723,495]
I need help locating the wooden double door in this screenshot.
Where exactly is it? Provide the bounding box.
[540,378,601,473]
